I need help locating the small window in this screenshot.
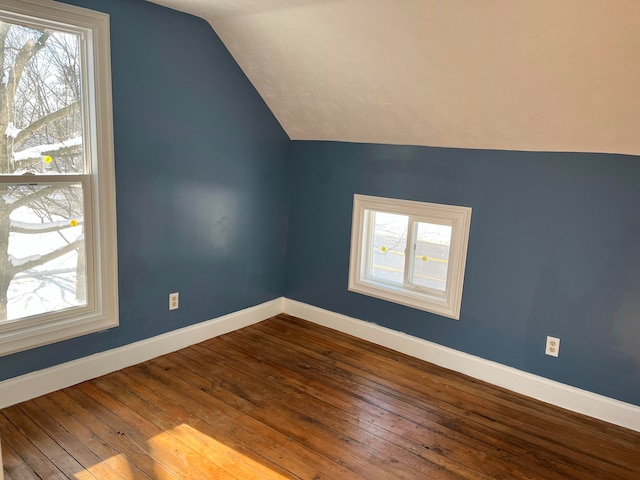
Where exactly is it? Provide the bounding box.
[349,194,471,319]
[0,0,117,355]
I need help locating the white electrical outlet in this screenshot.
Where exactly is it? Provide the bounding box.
[169,292,179,310]
[545,336,560,357]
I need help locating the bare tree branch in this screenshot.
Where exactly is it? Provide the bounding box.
[10,218,82,235]
[5,30,51,117]
[14,100,80,145]
[4,185,61,211]
[13,144,82,174]
[10,236,82,277]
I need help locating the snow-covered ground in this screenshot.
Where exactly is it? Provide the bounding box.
[6,201,85,321]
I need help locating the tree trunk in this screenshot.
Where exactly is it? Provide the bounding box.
[0,273,10,322]
[75,237,86,303]
[0,195,12,321]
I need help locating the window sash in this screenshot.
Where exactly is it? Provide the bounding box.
[406,218,452,297]
[363,210,408,287]
[362,210,452,298]
[0,5,94,177]
[0,174,96,329]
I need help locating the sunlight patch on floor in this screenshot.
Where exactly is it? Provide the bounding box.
[74,423,290,479]
[73,452,135,480]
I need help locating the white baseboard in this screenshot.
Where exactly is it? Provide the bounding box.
[283,299,640,433]
[0,297,284,409]
[3,296,638,433]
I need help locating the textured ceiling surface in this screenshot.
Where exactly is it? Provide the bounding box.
[147,0,640,155]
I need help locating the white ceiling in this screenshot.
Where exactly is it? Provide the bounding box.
[147,0,640,156]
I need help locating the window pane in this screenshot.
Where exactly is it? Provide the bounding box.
[411,222,452,291]
[368,211,408,285]
[2,183,86,321]
[1,20,84,176]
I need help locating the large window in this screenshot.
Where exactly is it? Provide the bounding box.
[0,0,117,355]
[349,195,471,319]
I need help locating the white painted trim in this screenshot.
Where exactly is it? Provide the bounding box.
[348,194,471,320]
[0,298,284,409]
[3,296,638,433]
[282,299,640,433]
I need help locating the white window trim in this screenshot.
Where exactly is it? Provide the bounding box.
[0,0,118,356]
[349,194,471,320]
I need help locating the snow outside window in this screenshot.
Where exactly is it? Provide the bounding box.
[349,195,471,320]
[0,0,117,356]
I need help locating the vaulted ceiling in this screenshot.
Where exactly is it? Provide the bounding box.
[146,0,640,156]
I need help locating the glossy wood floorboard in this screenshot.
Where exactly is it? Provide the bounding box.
[2,314,639,479]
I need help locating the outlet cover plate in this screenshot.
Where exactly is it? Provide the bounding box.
[169,292,179,311]
[545,336,560,357]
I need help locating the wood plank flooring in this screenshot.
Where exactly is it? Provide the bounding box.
[2,314,639,479]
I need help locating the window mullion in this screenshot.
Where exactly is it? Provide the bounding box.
[362,210,373,280]
[403,217,415,287]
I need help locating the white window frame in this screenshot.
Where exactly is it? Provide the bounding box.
[0,0,118,356]
[349,194,471,320]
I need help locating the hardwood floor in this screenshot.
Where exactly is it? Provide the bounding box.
[2,314,639,479]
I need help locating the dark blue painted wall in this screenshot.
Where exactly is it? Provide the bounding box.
[285,141,640,407]
[0,0,289,381]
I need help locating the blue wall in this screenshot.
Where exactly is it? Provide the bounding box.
[0,0,289,381]
[285,141,640,407]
